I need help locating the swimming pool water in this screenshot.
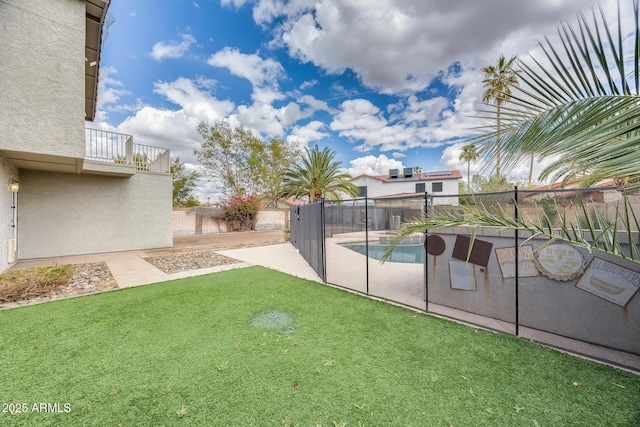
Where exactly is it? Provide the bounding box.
[341,242,424,264]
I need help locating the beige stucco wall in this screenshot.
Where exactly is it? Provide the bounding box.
[172,209,286,235]
[17,171,173,259]
[0,155,19,272]
[0,0,85,159]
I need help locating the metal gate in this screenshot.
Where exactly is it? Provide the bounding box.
[290,202,325,282]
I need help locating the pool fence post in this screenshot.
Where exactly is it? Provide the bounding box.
[365,196,369,295]
[424,191,429,312]
[514,186,519,336]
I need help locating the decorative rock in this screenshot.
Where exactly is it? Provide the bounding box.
[143,250,241,274]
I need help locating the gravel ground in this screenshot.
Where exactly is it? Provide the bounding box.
[0,262,118,310]
[143,249,240,274]
[1,253,236,310]
[2,231,286,310]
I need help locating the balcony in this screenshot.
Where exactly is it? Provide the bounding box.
[84,128,170,177]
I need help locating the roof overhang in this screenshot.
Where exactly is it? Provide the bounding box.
[85,0,110,122]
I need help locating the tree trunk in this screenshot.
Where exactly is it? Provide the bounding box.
[467,161,471,192]
[496,105,501,177]
[528,153,534,186]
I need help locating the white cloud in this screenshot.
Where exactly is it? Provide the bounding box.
[93,77,235,167]
[392,152,405,159]
[299,79,318,90]
[96,66,130,108]
[255,0,601,93]
[330,98,452,153]
[150,33,196,61]
[220,0,251,8]
[286,120,329,146]
[208,47,286,102]
[346,154,405,177]
[208,47,284,86]
[233,102,284,136]
[153,77,235,122]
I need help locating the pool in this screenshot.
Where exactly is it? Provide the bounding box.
[341,242,424,264]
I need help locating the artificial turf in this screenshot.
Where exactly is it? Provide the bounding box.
[0,266,638,426]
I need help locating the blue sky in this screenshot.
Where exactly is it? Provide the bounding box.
[93,0,615,201]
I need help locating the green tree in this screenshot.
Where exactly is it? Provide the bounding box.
[281,146,359,202]
[195,121,300,198]
[458,143,479,191]
[171,157,201,207]
[482,54,519,177]
[471,174,514,193]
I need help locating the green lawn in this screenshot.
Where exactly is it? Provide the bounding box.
[0,266,638,426]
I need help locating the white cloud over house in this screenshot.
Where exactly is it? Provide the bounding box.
[150,33,196,61]
[346,154,405,177]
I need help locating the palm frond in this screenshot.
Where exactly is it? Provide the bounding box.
[474,1,640,183]
[382,189,640,265]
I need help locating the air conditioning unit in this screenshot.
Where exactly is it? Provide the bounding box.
[7,239,15,263]
[403,167,413,177]
[389,169,399,178]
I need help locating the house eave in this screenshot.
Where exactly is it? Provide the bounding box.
[85,0,110,122]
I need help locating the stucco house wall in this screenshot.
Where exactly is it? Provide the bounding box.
[18,170,173,259]
[0,155,19,270]
[351,173,460,204]
[0,0,85,159]
[0,0,174,269]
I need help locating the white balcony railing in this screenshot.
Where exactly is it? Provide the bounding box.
[85,128,170,173]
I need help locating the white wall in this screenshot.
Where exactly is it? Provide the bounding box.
[0,155,19,272]
[18,171,173,259]
[0,0,85,159]
[351,176,459,203]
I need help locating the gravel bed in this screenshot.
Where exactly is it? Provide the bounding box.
[0,262,117,310]
[143,250,241,274]
[1,250,241,310]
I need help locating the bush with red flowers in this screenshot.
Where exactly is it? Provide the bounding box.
[221,193,259,231]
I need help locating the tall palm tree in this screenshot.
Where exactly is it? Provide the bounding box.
[479,2,640,184]
[482,54,519,177]
[384,1,640,265]
[458,143,479,191]
[281,145,359,202]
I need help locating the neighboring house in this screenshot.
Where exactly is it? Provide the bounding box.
[0,0,172,272]
[350,168,462,205]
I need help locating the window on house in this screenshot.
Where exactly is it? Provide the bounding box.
[358,186,367,197]
[432,182,443,193]
[415,183,425,193]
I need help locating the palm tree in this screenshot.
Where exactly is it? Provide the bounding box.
[383,1,640,265]
[482,54,519,177]
[281,146,359,202]
[479,2,640,184]
[459,143,479,191]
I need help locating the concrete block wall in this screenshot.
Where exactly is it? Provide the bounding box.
[172,209,287,235]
